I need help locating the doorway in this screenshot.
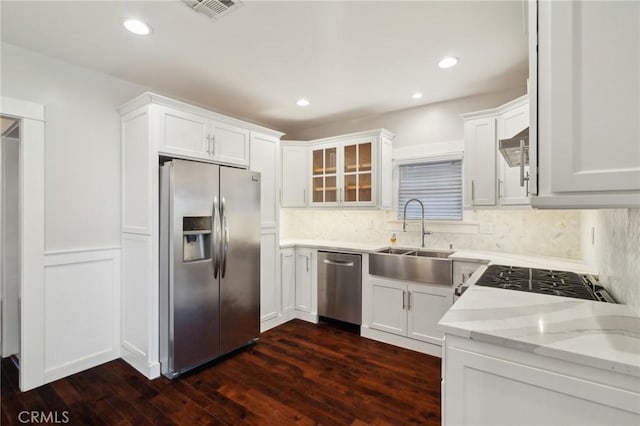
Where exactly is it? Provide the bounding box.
[0,97,45,391]
[1,116,20,363]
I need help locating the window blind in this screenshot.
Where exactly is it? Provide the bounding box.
[397,160,463,220]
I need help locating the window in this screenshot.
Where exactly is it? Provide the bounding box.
[397,160,463,220]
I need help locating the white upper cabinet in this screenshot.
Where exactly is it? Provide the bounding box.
[306,129,394,209]
[211,122,250,167]
[250,132,279,228]
[497,101,530,206]
[280,143,309,207]
[532,0,640,207]
[157,106,210,159]
[463,116,496,207]
[462,95,531,208]
[280,129,393,209]
[120,92,281,168]
[379,136,393,209]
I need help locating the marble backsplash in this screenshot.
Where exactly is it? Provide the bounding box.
[591,209,640,313]
[280,208,583,259]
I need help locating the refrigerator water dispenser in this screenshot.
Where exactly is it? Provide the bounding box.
[182,216,212,262]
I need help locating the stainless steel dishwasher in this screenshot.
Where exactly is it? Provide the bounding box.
[318,251,362,325]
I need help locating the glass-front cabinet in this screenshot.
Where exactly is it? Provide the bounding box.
[343,141,372,203]
[306,129,393,208]
[312,146,338,204]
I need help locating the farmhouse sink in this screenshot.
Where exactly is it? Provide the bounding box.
[376,247,415,255]
[369,247,453,285]
[406,249,452,259]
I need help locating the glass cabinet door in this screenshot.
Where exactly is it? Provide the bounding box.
[343,142,372,203]
[312,147,337,203]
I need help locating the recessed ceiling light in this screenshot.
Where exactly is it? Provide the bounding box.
[411,92,423,100]
[123,19,151,35]
[438,56,459,69]
[296,98,310,107]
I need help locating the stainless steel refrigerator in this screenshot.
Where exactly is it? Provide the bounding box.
[159,159,260,379]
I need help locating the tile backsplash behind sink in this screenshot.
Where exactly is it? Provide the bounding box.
[280,208,583,260]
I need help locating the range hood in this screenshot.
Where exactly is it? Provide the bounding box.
[498,128,529,167]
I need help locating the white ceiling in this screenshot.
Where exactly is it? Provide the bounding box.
[1,1,529,134]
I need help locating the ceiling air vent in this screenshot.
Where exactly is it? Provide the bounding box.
[180,0,243,21]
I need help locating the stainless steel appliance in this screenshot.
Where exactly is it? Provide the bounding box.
[318,251,362,325]
[159,159,261,378]
[498,128,529,167]
[498,127,530,189]
[473,264,617,303]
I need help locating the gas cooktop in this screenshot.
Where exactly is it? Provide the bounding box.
[475,265,617,303]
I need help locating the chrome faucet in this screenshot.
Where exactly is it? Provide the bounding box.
[402,198,431,248]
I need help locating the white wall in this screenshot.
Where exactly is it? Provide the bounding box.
[1,43,147,386]
[584,209,640,313]
[285,86,526,147]
[1,43,148,251]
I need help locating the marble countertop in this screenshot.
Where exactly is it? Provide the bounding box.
[280,239,387,253]
[449,250,598,274]
[281,240,597,274]
[439,284,640,377]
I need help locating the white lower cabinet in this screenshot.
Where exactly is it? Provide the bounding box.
[452,260,487,286]
[259,232,279,327]
[266,246,318,331]
[294,248,314,315]
[366,276,453,355]
[442,335,640,426]
[281,248,295,317]
[406,284,451,345]
[371,279,406,335]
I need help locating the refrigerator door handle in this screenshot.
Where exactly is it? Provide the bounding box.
[221,197,229,278]
[213,196,221,278]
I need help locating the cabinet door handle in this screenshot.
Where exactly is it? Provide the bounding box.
[205,135,211,154]
[519,139,526,187]
[211,135,216,156]
[471,180,475,203]
[306,256,309,272]
[407,291,412,310]
[402,290,406,310]
[498,179,503,199]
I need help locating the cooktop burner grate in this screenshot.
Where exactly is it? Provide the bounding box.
[475,265,605,301]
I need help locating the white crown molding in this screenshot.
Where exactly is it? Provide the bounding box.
[460,94,528,120]
[117,92,285,138]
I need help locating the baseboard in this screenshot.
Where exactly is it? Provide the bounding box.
[121,345,160,379]
[294,310,318,323]
[44,348,119,383]
[260,311,295,333]
[360,326,442,358]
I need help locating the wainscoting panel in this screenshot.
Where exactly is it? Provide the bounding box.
[43,248,120,383]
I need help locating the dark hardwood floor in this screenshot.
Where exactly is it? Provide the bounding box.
[1,320,441,425]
